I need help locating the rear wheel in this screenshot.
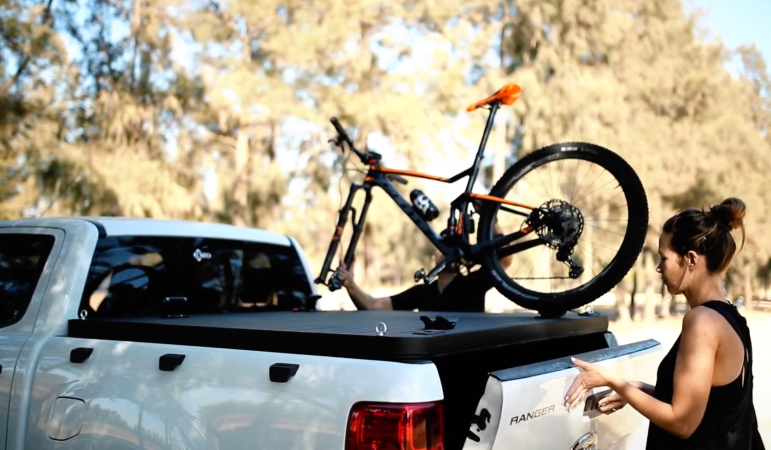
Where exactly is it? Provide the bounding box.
[478,142,648,315]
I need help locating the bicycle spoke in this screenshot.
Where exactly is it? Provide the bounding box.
[488,148,645,298]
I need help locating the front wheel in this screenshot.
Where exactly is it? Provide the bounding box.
[478,142,649,315]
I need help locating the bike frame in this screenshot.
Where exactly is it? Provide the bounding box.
[316,102,541,288]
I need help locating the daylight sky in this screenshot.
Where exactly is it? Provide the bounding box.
[687,0,770,73]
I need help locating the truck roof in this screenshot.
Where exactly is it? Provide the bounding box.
[68,310,610,362]
[0,216,291,246]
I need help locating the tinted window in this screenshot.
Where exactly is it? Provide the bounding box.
[0,234,56,326]
[80,236,312,318]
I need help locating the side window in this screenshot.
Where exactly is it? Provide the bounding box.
[0,234,56,327]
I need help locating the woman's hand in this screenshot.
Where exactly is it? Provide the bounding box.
[564,357,623,412]
[335,256,356,288]
[597,391,628,415]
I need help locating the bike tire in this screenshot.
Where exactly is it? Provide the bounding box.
[478,142,649,314]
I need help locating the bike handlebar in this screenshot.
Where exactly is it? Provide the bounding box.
[330,117,368,163]
[330,117,350,143]
[329,117,408,185]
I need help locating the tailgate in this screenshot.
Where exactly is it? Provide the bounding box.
[463,339,661,450]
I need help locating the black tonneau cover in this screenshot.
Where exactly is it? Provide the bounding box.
[67,310,609,362]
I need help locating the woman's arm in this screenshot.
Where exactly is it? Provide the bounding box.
[567,307,719,440]
[629,381,655,396]
[609,308,718,439]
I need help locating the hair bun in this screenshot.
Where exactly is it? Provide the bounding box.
[706,198,746,231]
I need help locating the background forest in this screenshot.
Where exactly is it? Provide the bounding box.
[3,0,771,318]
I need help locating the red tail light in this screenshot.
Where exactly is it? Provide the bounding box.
[345,401,444,450]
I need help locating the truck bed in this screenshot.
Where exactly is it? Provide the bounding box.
[67,310,609,362]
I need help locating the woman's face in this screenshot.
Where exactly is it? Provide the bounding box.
[657,232,687,294]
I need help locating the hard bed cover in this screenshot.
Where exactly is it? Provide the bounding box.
[67,310,609,362]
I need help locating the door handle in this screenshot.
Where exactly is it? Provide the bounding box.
[70,347,94,364]
[269,363,299,383]
[584,388,612,412]
[159,354,186,372]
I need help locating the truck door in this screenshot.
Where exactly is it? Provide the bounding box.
[463,339,662,450]
[0,228,63,449]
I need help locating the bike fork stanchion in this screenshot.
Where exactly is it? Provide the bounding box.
[341,187,373,270]
[315,183,362,288]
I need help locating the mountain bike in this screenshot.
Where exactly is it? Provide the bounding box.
[314,83,649,316]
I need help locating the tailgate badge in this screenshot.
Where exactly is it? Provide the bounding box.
[571,432,598,450]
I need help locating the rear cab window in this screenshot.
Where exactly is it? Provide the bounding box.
[0,234,56,326]
[79,236,313,318]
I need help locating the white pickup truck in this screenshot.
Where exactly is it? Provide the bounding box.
[0,216,662,450]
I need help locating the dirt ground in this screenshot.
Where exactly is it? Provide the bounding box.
[608,307,771,448]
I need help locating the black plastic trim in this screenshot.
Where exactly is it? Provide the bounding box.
[287,237,318,310]
[492,339,660,382]
[159,354,185,371]
[269,363,299,382]
[85,220,107,238]
[70,347,94,363]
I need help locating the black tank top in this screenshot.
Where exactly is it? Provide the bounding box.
[646,300,765,449]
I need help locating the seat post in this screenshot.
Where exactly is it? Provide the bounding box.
[464,101,501,195]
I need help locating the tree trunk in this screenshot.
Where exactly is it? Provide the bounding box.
[744,264,753,310]
[630,259,641,321]
[614,277,631,323]
[643,251,657,321]
[231,26,253,228]
[232,128,250,227]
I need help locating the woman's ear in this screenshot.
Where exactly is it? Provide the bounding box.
[686,250,699,271]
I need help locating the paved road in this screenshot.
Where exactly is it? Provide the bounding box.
[609,309,771,448]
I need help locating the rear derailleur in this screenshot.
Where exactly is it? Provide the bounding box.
[529,199,586,280]
[556,244,584,279]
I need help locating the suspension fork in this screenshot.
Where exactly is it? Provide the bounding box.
[315,183,374,291]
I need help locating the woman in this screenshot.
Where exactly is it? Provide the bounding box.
[564,197,765,449]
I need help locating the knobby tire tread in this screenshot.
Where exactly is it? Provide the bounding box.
[478,142,649,314]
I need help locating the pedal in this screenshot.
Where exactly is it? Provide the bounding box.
[414,268,427,282]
